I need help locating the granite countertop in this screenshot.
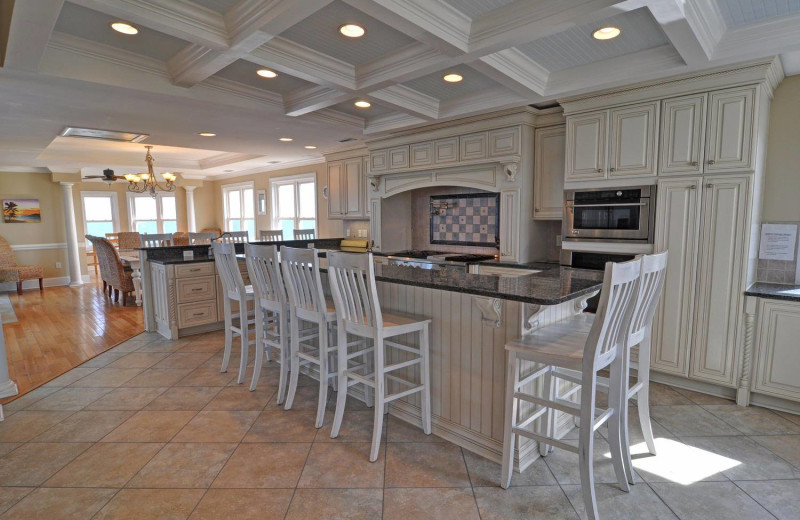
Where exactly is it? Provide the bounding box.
[364,264,603,305]
[148,255,215,265]
[475,259,560,270]
[745,282,800,302]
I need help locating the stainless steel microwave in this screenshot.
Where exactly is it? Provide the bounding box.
[562,185,655,243]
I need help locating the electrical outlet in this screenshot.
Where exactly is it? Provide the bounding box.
[360,229,367,238]
[346,228,351,237]
[55,262,62,269]
[555,235,562,247]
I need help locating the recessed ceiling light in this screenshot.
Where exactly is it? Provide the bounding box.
[354,100,371,108]
[257,68,277,78]
[593,26,621,40]
[443,73,463,83]
[279,137,293,142]
[339,24,365,38]
[304,145,317,149]
[110,22,138,35]
[198,132,216,137]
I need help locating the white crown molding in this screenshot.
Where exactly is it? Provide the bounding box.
[167,43,228,87]
[179,173,208,180]
[311,109,365,128]
[2,0,64,72]
[368,84,440,120]
[47,32,168,78]
[363,113,428,135]
[68,0,229,49]
[283,85,352,117]
[356,43,451,91]
[10,242,69,251]
[477,48,548,96]
[684,0,727,57]
[368,0,470,53]
[205,156,326,180]
[0,167,52,174]
[715,13,800,64]
[198,152,264,170]
[197,76,284,107]
[250,37,356,91]
[438,86,525,119]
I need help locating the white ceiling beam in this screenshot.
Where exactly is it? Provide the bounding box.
[363,113,428,135]
[356,42,454,91]
[683,0,726,58]
[249,36,356,91]
[167,0,334,87]
[68,0,229,49]
[713,13,800,62]
[368,85,439,120]
[547,44,685,96]
[2,0,64,71]
[473,48,549,97]
[283,85,351,117]
[468,0,623,55]
[437,86,526,120]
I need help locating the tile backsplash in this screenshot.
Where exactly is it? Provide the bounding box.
[430,193,499,246]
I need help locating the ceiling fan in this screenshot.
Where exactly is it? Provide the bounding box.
[83,168,126,184]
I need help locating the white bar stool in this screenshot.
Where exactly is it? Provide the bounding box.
[500,258,641,520]
[219,231,249,244]
[244,243,290,399]
[327,251,432,462]
[213,242,256,384]
[281,246,339,428]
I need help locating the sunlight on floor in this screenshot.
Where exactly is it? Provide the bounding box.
[604,438,741,485]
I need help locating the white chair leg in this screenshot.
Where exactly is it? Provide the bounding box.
[284,311,301,410]
[276,312,289,405]
[638,387,657,455]
[420,324,432,435]
[315,320,329,428]
[370,345,385,463]
[578,384,600,520]
[236,299,249,384]
[539,367,556,457]
[364,344,375,408]
[250,305,265,391]
[220,297,233,373]
[330,326,349,438]
[608,359,631,492]
[500,352,519,489]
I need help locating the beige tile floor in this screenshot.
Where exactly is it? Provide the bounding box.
[0,330,799,519]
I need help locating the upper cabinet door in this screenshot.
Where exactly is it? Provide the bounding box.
[565,111,607,181]
[327,161,344,218]
[370,150,388,173]
[460,132,488,161]
[608,102,658,178]
[533,125,566,220]
[488,127,520,157]
[388,146,410,170]
[410,142,434,167]
[660,94,706,175]
[434,137,459,165]
[344,158,363,217]
[705,87,755,172]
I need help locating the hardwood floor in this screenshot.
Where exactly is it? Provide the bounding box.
[1,278,144,400]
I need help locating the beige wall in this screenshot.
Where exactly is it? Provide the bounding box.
[210,162,344,239]
[763,75,800,222]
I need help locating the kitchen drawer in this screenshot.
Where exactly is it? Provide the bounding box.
[175,262,215,278]
[178,300,218,329]
[177,275,217,303]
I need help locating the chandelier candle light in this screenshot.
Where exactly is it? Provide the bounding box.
[124,146,177,198]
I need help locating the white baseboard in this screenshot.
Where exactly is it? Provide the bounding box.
[0,276,77,292]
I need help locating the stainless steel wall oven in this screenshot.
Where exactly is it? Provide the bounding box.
[563,185,655,243]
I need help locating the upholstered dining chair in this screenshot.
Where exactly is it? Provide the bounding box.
[0,235,44,294]
[87,235,135,304]
[172,232,190,246]
[117,231,141,251]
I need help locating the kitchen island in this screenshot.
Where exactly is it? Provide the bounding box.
[138,243,602,469]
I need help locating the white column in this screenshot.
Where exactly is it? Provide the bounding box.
[60,182,83,287]
[185,186,197,232]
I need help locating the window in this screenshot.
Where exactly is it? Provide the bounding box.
[270,173,316,238]
[128,193,177,234]
[222,182,255,238]
[81,192,120,248]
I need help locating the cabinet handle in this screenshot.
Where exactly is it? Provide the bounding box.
[190,268,201,272]
[192,312,205,317]
[191,288,203,292]
[596,168,603,173]
[707,159,715,165]
[609,167,615,172]
[691,161,698,166]
[689,185,696,190]
[706,183,713,188]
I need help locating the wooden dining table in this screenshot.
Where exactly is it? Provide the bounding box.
[119,251,143,306]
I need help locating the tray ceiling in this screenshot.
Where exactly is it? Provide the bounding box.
[1,0,799,177]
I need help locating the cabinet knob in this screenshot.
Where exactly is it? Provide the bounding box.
[706,183,713,188]
[691,161,698,166]
[596,168,603,173]
[609,167,616,172]
[707,159,715,165]
[689,185,696,190]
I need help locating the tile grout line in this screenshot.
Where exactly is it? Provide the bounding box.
[458,444,483,520]
[728,479,781,520]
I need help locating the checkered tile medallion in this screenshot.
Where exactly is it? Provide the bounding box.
[430,193,499,246]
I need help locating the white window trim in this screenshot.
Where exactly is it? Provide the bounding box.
[222,180,256,233]
[80,191,120,249]
[126,192,177,234]
[269,172,317,233]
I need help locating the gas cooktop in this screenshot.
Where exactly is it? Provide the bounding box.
[385,251,496,263]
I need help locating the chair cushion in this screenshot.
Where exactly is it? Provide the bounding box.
[0,264,43,282]
[505,314,595,371]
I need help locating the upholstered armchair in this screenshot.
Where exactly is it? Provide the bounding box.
[117,231,141,251]
[86,235,135,304]
[0,235,44,294]
[172,232,190,246]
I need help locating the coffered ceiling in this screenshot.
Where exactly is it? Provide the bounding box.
[1,0,800,179]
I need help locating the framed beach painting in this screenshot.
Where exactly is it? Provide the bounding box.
[3,199,41,223]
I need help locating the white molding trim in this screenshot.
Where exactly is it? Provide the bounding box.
[10,242,86,251]
[364,113,428,135]
[368,0,470,52]
[476,49,548,97]
[368,84,440,120]
[356,43,451,91]
[283,85,351,117]
[250,37,356,91]
[0,276,83,292]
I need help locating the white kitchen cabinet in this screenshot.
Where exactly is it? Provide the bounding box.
[434,137,459,165]
[370,149,388,172]
[364,156,371,217]
[499,189,520,261]
[369,198,381,251]
[608,102,658,178]
[460,132,488,161]
[753,299,800,402]
[327,160,344,218]
[489,127,520,157]
[388,146,410,170]
[705,87,755,172]
[533,125,566,220]
[690,175,749,386]
[659,94,706,175]
[327,157,366,219]
[565,111,607,181]
[651,177,702,376]
[410,142,434,167]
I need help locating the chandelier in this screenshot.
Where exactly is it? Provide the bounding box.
[124,146,177,198]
